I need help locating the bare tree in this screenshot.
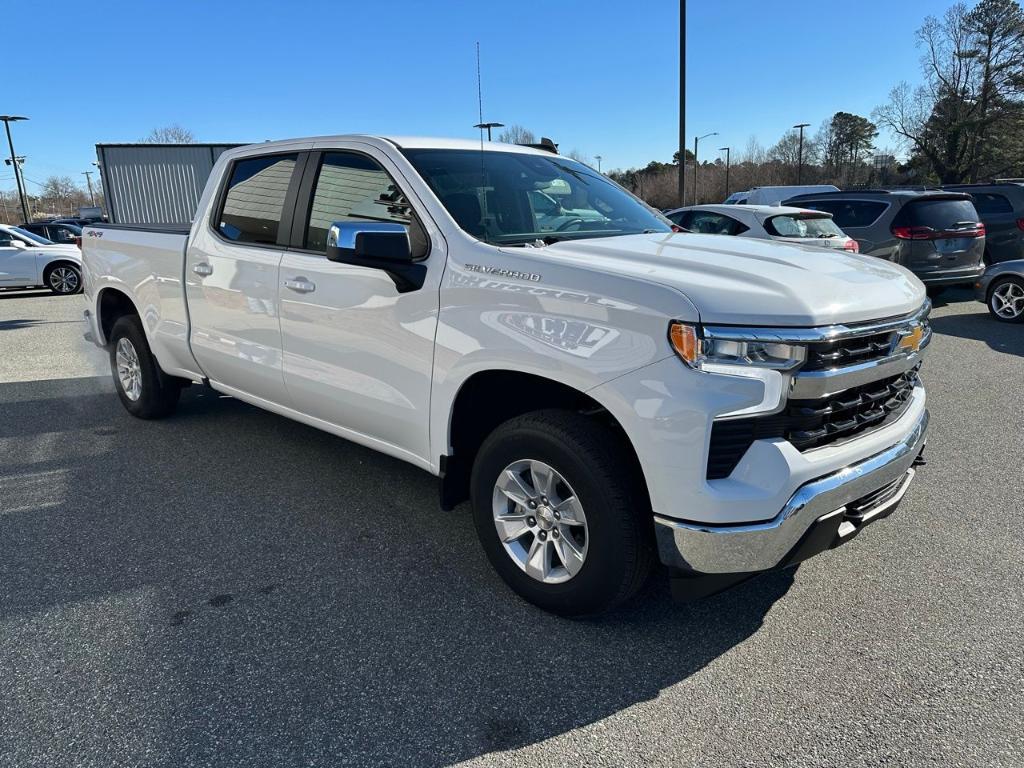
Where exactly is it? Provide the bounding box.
[496,124,536,145]
[566,149,592,166]
[141,124,197,143]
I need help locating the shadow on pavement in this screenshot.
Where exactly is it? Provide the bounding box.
[0,377,793,766]
[0,288,54,301]
[929,305,1024,359]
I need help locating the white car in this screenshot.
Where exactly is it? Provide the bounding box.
[0,224,83,294]
[665,204,860,252]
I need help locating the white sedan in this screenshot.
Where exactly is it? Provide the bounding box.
[0,224,83,294]
[665,204,860,253]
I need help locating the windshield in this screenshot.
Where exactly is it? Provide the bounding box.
[8,226,52,245]
[401,148,671,245]
[764,214,844,238]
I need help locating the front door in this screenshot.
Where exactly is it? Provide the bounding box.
[277,146,443,465]
[0,235,39,286]
[184,151,304,405]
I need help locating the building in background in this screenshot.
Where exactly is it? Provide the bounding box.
[96,143,241,224]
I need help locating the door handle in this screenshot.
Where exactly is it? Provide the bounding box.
[193,262,213,277]
[284,278,316,294]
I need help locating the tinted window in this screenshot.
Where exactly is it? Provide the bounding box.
[218,154,299,244]
[402,149,670,245]
[666,210,687,226]
[895,198,980,229]
[970,193,1013,215]
[304,152,420,253]
[764,214,843,238]
[794,200,888,228]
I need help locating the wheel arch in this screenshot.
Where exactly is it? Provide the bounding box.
[439,369,648,511]
[96,287,141,346]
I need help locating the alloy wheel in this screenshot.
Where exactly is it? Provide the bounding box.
[115,338,143,401]
[491,459,589,584]
[991,280,1024,320]
[49,266,80,294]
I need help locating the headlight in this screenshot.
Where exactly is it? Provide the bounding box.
[669,322,805,371]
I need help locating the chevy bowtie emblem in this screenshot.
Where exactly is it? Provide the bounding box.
[896,325,924,353]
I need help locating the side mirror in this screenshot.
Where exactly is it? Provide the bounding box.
[10,239,27,249]
[325,221,426,293]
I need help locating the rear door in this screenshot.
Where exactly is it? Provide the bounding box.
[276,143,443,464]
[184,150,306,405]
[893,197,985,274]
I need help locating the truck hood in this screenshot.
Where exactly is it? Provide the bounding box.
[538,232,925,326]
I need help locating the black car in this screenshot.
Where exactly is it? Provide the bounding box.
[941,182,1024,265]
[783,189,986,289]
[20,221,83,247]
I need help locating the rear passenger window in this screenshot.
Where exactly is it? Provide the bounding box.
[971,193,1013,215]
[796,200,888,228]
[218,154,299,244]
[303,152,426,257]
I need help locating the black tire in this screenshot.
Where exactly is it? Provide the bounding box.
[43,262,82,295]
[108,315,183,418]
[470,410,654,616]
[987,276,1024,324]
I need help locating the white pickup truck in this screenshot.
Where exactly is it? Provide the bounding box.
[83,135,930,615]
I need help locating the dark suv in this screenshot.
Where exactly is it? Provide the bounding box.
[19,221,83,247]
[941,182,1024,265]
[783,190,985,288]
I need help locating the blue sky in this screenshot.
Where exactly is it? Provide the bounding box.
[4,0,958,193]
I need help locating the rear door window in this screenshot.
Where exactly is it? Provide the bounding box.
[894,198,980,229]
[794,200,888,229]
[970,193,1013,215]
[218,153,300,245]
[686,211,748,235]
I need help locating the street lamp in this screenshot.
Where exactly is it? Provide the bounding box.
[474,122,504,141]
[719,147,731,198]
[693,131,717,205]
[0,115,30,223]
[794,122,810,184]
[594,155,603,173]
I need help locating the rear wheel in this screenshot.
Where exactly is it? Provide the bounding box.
[108,315,184,418]
[44,263,82,295]
[988,277,1024,323]
[470,410,654,616]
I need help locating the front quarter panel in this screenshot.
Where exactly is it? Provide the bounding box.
[429,237,700,461]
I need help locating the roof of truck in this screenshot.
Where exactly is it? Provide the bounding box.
[229,135,557,157]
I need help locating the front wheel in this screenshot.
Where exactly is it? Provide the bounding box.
[470,410,654,616]
[45,263,82,295]
[108,315,184,418]
[988,277,1024,323]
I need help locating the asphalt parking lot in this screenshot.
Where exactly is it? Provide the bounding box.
[0,287,1021,768]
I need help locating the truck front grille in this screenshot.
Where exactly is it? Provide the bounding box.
[801,330,896,371]
[706,366,920,480]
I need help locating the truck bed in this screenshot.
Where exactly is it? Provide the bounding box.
[82,222,201,380]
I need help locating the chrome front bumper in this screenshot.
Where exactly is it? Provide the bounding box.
[654,408,929,574]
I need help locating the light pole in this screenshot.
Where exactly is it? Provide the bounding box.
[1,116,30,223]
[473,122,504,141]
[692,131,717,205]
[82,171,96,206]
[678,0,687,207]
[794,122,810,184]
[595,155,602,173]
[719,146,731,198]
